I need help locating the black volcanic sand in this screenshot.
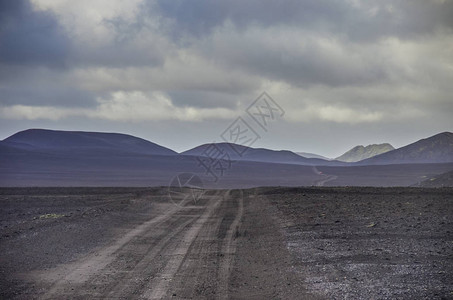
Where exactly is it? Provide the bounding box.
[253,187,453,299]
[0,187,452,299]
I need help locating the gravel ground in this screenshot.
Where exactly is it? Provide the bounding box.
[0,187,452,299]
[259,187,453,299]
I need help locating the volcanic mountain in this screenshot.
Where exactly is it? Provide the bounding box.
[181,143,339,166]
[1,129,177,156]
[336,143,394,162]
[359,132,453,165]
[296,152,331,160]
[1,129,452,187]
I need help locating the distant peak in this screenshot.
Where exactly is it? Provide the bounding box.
[336,142,394,162]
[434,131,453,137]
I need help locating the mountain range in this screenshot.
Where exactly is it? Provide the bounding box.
[182,143,342,166]
[1,129,452,187]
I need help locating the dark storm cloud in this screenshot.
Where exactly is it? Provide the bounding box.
[345,0,453,41]
[0,0,451,153]
[0,0,70,67]
[154,0,453,41]
[0,0,164,69]
[146,0,453,88]
[198,35,390,88]
[73,16,166,68]
[153,0,345,39]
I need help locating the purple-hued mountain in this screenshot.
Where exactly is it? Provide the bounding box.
[1,129,452,187]
[296,152,330,160]
[181,143,342,166]
[2,129,177,156]
[358,132,453,165]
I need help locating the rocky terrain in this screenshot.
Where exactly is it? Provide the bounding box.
[1,187,452,299]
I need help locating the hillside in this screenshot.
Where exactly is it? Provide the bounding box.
[418,170,453,187]
[336,143,394,162]
[296,152,330,160]
[2,129,177,156]
[360,132,453,165]
[1,129,453,187]
[182,143,339,166]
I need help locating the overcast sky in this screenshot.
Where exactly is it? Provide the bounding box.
[1,0,452,157]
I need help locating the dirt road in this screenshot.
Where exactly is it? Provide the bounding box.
[21,189,240,299]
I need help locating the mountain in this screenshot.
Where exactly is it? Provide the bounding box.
[1,129,453,187]
[336,143,394,162]
[182,143,340,166]
[359,132,453,165]
[1,129,177,156]
[296,152,330,160]
[418,170,453,187]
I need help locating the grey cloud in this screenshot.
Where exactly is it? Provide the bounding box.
[73,42,165,69]
[153,0,453,42]
[0,85,97,108]
[0,0,451,156]
[0,65,99,107]
[167,91,242,109]
[0,0,166,69]
[73,17,166,68]
[194,30,392,87]
[153,0,344,39]
[343,1,453,41]
[0,0,70,67]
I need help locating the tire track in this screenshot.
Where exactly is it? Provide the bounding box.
[104,217,196,298]
[217,190,244,299]
[37,189,239,299]
[143,191,226,299]
[42,204,183,299]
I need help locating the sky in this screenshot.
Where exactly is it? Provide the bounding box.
[0,0,452,157]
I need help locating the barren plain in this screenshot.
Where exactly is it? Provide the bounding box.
[0,187,452,299]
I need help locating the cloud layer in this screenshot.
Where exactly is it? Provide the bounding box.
[1,0,452,155]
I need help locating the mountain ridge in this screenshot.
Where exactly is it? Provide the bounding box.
[336,143,395,162]
[296,152,330,160]
[181,142,343,166]
[2,129,177,156]
[1,128,452,187]
[359,132,453,165]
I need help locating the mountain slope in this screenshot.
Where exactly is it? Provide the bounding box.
[336,143,394,162]
[1,129,453,187]
[418,170,453,187]
[296,152,330,160]
[359,132,453,165]
[182,143,341,166]
[2,129,177,156]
